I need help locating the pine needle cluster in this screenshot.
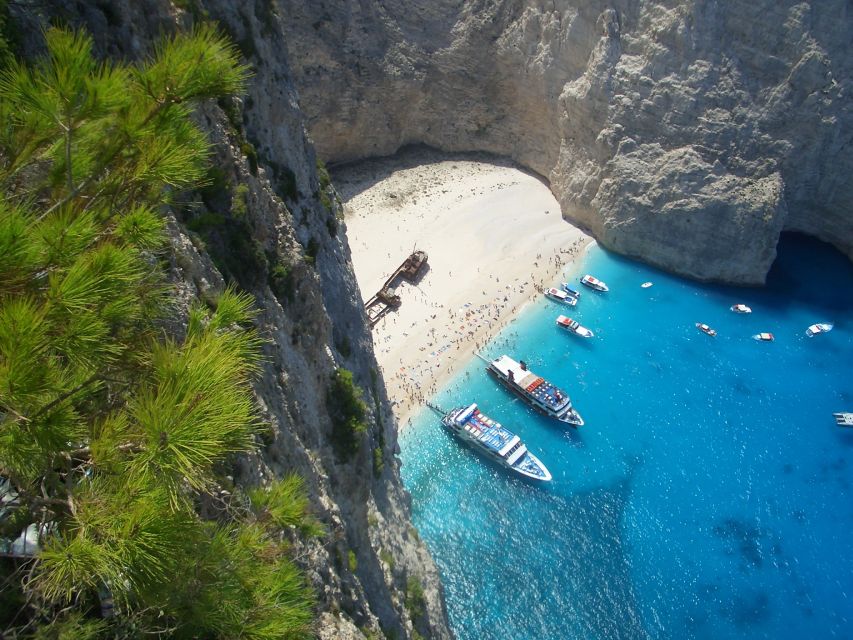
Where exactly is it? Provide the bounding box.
[0,26,315,638]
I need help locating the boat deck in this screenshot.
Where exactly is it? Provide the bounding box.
[463,409,515,453]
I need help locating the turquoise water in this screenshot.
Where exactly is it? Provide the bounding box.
[399,234,853,639]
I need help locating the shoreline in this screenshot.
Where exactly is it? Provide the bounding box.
[389,239,593,427]
[334,149,592,429]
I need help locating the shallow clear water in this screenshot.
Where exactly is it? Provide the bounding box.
[399,234,853,639]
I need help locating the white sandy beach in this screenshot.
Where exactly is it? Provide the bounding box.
[334,150,591,427]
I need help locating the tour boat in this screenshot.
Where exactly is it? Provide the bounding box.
[544,287,577,306]
[752,332,774,342]
[485,354,584,426]
[806,323,833,337]
[440,404,552,481]
[731,303,752,314]
[580,274,609,292]
[695,322,717,337]
[561,283,581,299]
[556,314,594,338]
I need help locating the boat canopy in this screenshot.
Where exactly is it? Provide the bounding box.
[491,355,537,388]
[498,435,521,457]
[455,403,477,424]
[506,444,528,466]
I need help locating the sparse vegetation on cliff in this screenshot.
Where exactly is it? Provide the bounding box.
[0,25,316,638]
[327,368,369,460]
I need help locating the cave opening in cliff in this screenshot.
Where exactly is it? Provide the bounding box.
[764,232,853,313]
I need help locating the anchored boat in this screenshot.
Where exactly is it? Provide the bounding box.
[483,354,584,426]
[561,283,582,299]
[556,314,594,338]
[806,323,833,337]
[752,332,775,342]
[834,412,853,428]
[695,322,717,337]
[439,403,552,481]
[580,274,609,292]
[545,287,577,306]
[731,303,752,314]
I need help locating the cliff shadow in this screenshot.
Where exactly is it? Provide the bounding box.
[329,143,549,203]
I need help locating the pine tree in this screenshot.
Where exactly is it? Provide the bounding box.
[0,26,315,638]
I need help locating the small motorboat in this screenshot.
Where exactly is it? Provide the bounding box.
[641,282,654,288]
[545,287,577,306]
[561,282,581,299]
[806,323,833,337]
[752,332,774,342]
[580,274,609,292]
[834,412,853,428]
[556,314,594,338]
[730,303,752,314]
[695,322,717,337]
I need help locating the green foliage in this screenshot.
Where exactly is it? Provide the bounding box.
[0,25,315,638]
[379,549,394,571]
[232,183,250,218]
[249,474,324,537]
[305,236,320,265]
[405,576,426,623]
[269,259,296,303]
[242,141,259,175]
[373,446,384,478]
[327,368,368,460]
[347,549,358,573]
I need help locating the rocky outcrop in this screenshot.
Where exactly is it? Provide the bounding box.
[10,2,451,638]
[274,0,852,284]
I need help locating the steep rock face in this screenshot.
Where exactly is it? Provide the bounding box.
[275,0,852,283]
[12,1,451,638]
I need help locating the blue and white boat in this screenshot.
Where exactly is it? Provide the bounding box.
[545,287,577,306]
[806,322,833,337]
[440,403,552,481]
[561,282,581,299]
[485,354,584,426]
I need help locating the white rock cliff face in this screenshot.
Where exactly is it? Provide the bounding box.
[276,0,852,283]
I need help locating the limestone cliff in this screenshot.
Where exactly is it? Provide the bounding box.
[274,0,852,284]
[10,2,451,638]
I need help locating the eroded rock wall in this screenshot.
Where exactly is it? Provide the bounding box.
[11,2,452,638]
[276,0,852,283]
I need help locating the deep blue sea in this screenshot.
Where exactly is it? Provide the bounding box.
[399,234,853,640]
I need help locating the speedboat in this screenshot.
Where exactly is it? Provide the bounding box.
[561,283,581,299]
[731,304,752,314]
[556,314,594,338]
[641,282,654,288]
[440,404,552,481]
[695,322,717,337]
[806,323,833,337]
[545,287,577,306]
[580,274,609,292]
[485,354,584,426]
[752,332,774,342]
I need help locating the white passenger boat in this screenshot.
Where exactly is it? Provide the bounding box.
[806,323,833,337]
[440,404,552,481]
[731,303,752,314]
[485,354,584,426]
[544,287,577,306]
[580,274,609,292]
[556,314,594,338]
[752,332,774,342]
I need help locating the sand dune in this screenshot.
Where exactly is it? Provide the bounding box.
[335,149,591,427]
